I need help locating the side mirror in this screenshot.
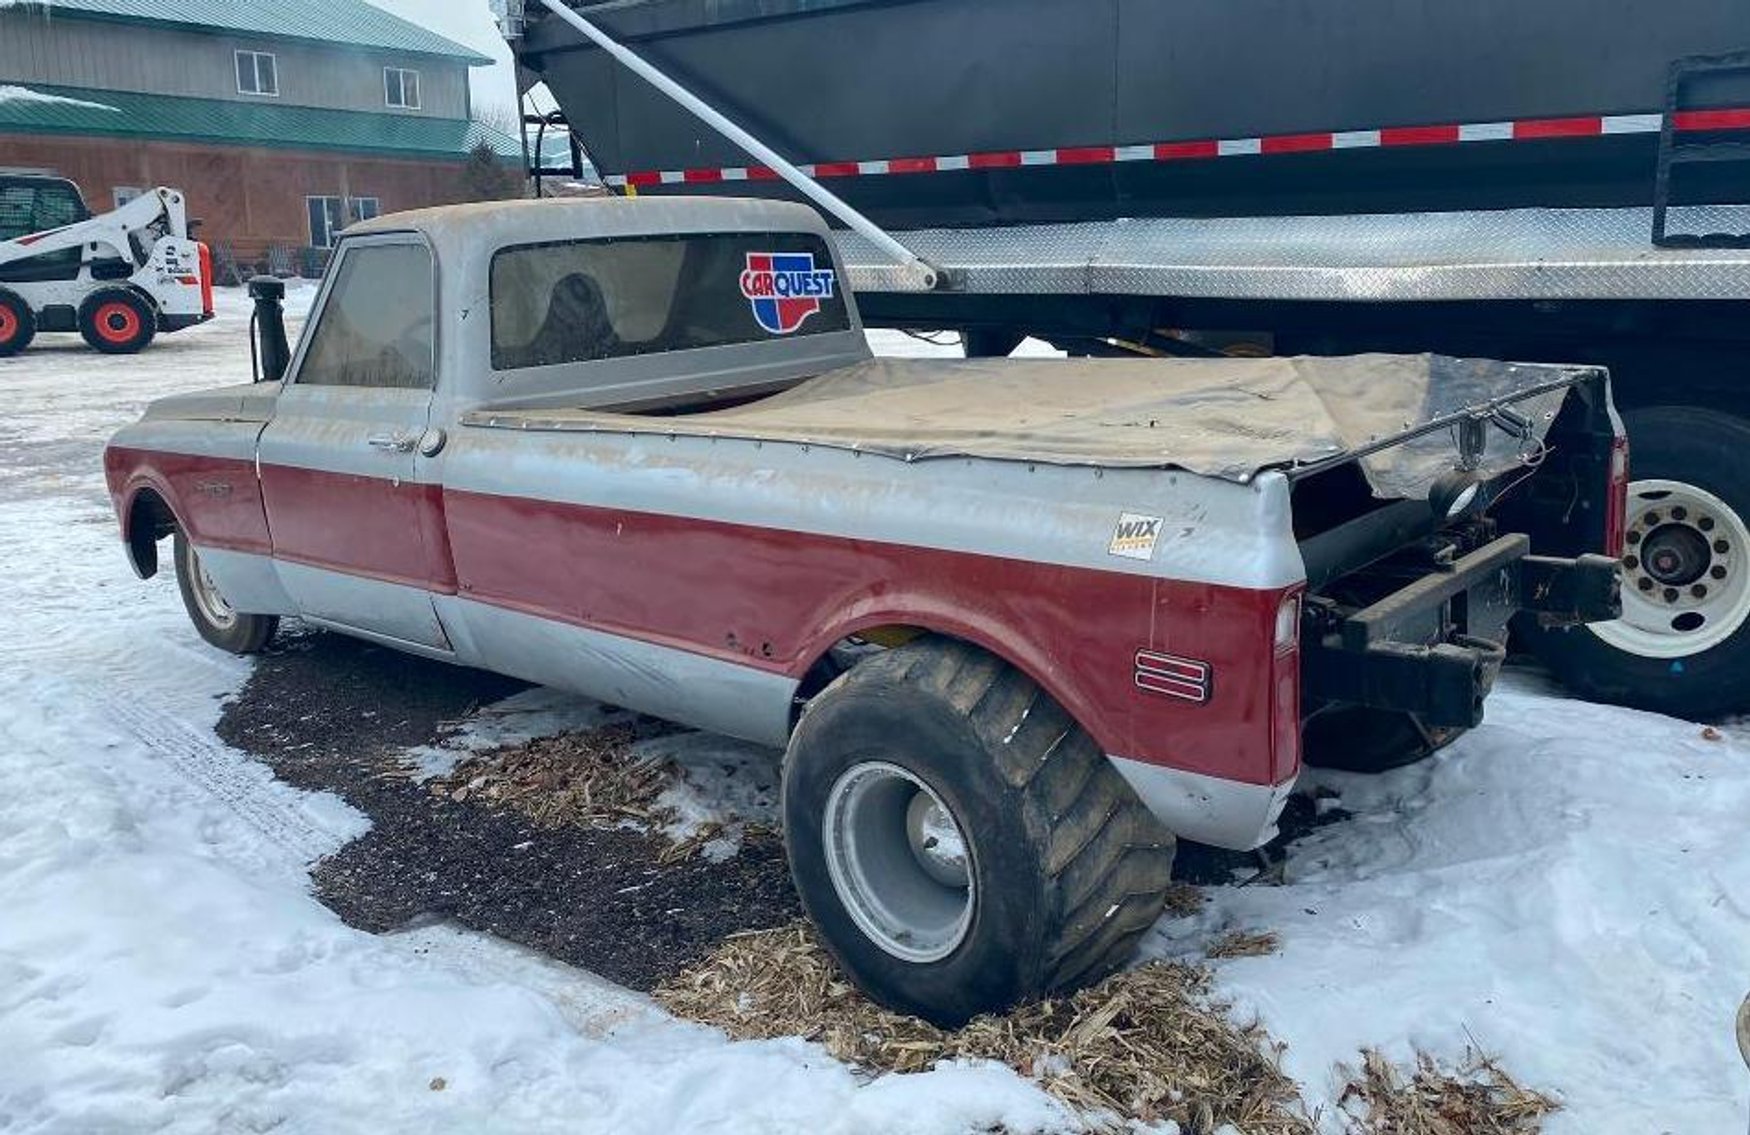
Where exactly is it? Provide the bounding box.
[247,275,290,383]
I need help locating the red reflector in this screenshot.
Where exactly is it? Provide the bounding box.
[1605,435,1630,558]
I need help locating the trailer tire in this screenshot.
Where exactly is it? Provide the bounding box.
[78,288,156,355]
[174,532,278,654]
[0,290,35,357]
[783,636,1176,1026]
[1528,406,1750,719]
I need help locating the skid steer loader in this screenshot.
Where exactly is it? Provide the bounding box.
[0,176,210,357]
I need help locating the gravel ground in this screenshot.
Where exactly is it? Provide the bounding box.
[215,625,802,992]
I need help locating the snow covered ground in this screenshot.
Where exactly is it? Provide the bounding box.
[2,290,1747,1132]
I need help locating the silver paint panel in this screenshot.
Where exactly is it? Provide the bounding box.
[192,547,299,617]
[444,425,1306,590]
[274,561,452,648]
[433,593,797,747]
[1108,755,1297,850]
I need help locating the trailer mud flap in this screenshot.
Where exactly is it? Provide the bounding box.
[1303,535,1620,729]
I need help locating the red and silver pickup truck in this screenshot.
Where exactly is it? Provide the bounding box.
[104,198,1621,1024]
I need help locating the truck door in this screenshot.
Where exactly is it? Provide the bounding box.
[256,234,451,650]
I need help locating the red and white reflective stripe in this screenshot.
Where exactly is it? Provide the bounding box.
[605,104,1750,189]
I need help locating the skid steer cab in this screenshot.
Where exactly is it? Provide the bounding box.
[0,177,212,358]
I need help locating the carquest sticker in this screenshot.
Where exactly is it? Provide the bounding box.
[1109,512,1164,561]
[740,252,836,334]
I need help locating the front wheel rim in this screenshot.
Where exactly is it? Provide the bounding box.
[821,761,975,964]
[1591,478,1750,659]
[184,542,237,631]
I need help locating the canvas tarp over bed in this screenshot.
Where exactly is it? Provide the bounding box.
[473,353,1590,498]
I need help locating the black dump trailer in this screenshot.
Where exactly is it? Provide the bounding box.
[513,0,1750,719]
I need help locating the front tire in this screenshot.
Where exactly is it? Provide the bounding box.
[1528,406,1750,718]
[174,532,277,654]
[783,637,1175,1026]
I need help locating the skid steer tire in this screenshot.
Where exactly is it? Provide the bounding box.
[0,290,35,357]
[782,636,1176,1027]
[78,287,156,355]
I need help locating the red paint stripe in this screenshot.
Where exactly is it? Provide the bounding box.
[1260,132,1333,154]
[1056,145,1116,165]
[888,156,939,174]
[1154,140,1221,161]
[1674,108,1750,132]
[626,170,662,187]
[682,168,723,184]
[746,165,781,181]
[968,150,1023,169]
[812,160,860,178]
[1514,116,1603,140]
[1380,124,1462,147]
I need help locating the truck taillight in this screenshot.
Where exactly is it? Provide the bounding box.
[1271,589,1303,780]
[1604,435,1630,558]
[1274,591,1300,654]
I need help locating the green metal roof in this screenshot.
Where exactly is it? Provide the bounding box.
[0,83,522,161]
[27,0,494,64]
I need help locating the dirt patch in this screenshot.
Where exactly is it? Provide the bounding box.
[656,923,1313,1134]
[1206,929,1283,959]
[216,626,801,991]
[1338,1048,1559,1134]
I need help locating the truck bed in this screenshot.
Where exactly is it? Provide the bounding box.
[465,353,1590,499]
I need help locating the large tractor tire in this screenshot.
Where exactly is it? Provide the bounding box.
[0,289,36,357]
[782,636,1176,1026]
[174,532,278,654]
[1528,406,1750,719]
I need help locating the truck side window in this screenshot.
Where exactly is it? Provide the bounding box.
[298,242,435,389]
[489,232,850,371]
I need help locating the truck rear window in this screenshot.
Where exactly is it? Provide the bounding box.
[489,232,851,371]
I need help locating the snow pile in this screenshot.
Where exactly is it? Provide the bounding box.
[1152,678,1750,1131]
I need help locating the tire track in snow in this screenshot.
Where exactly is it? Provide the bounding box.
[86,685,355,870]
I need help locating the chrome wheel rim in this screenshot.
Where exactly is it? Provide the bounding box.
[185,543,237,631]
[821,761,974,963]
[1592,478,1750,659]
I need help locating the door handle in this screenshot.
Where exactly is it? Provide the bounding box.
[366,432,416,453]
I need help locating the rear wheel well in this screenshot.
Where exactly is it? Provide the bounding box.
[125,487,178,578]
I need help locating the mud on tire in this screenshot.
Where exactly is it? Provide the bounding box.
[782,636,1176,1026]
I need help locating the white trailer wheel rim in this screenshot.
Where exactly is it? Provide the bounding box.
[821,761,974,964]
[1591,479,1750,659]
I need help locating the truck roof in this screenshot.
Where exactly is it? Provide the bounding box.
[344,196,835,258]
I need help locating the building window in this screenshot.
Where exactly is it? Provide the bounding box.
[384,67,421,109]
[236,50,278,96]
[113,186,144,209]
[307,196,384,249]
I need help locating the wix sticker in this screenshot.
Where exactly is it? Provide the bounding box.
[1108,512,1164,561]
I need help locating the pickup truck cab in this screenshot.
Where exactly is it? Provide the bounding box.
[105,198,1621,1024]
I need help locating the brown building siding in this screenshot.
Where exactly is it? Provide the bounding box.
[0,133,481,268]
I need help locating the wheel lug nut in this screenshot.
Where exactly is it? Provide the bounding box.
[1700,516,1716,532]
[1623,555,1639,570]
[1692,584,1709,599]
[1626,530,1642,545]
[1664,587,1680,603]
[1638,577,1655,591]
[1712,565,1728,580]
[1672,506,1689,521]
[1716,540,1731,555]
[1644,511,1661,526]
